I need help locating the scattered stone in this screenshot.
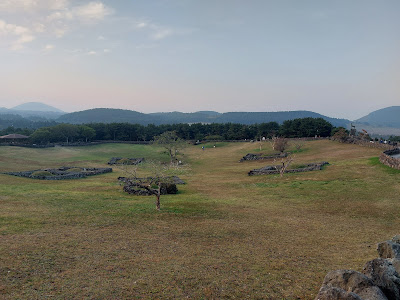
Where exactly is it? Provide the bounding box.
[5,166,112,180]
[239,152,287,162]
[380,148,400,170]
[108,157,144,165]
[248,162,329,176]
[171,176,185,184]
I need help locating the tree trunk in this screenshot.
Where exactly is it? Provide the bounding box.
[155,194,161,210]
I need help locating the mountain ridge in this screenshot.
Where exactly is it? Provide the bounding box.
[57,107,350,127]
[355,106,400,128]
[12,102,64,113]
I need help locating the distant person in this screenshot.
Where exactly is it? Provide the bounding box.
[202,146,205,150]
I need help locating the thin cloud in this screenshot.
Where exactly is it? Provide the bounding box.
[134,20,174,40]
[73,2,113,23]
[0,1,113,50]
[151,27,173,40]
[0,0,69,13]
[0,19,35,50]
[43,44,55,51]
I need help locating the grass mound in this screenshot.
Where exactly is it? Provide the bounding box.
[66,168,82,173]
[30,171,53,178]
[117,158,132,165]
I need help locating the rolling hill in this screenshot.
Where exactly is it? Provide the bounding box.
[356,106,400,128]
[57,108,154,124]
[57,108,350,127]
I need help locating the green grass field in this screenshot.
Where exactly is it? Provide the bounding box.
[1,140,399,299]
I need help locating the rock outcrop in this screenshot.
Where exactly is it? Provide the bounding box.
[239,152,287,162]
[248,162,329,176]
[315,235,400,300]
[108,157,144,165]
[5,166,112,180]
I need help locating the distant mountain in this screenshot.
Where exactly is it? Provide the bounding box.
[57,108,350,127]
[0,102,65,119]
[12,102,64,113]
[58,108,154,124]
[356,106,400,128]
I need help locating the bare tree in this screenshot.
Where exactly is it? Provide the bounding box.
[119,161,177,210]
[293,140,305,152]
[274,154,295,177]
[153,131,187,164]
[272,137,289,153]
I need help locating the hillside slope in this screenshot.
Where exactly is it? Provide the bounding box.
[356,106,400,128]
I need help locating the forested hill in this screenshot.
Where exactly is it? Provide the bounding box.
[57,108,154,124]
[356,106,400,128]
[58,108,350,127]
[211,111,349,127]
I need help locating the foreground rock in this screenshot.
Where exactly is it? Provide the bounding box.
[316,270,387,300]
[315,235,400,300]
[363,259,400,299]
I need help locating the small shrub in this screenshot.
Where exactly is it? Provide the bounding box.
[272,137,289,153]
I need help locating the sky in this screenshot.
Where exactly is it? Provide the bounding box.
[0,0,399,120]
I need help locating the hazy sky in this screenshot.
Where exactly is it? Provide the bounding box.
[0,0,399,120]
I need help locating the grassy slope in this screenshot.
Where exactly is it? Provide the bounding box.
[0,141,399,299]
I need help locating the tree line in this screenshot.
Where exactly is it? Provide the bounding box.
[23,117,335,144]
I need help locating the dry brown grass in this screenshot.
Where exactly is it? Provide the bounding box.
[0,141,399,299]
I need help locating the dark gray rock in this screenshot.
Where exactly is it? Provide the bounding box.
[377,241,400,260]
[392,236,400,244]
[108,157,144,165]
[363,258,400,300]
[5,166,112,180]
[320,270,387,300]
[248,161,329,176]
[315,285,362,300]
[239,152,287,162]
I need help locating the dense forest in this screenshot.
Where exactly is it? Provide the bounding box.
[21,117,333,144]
